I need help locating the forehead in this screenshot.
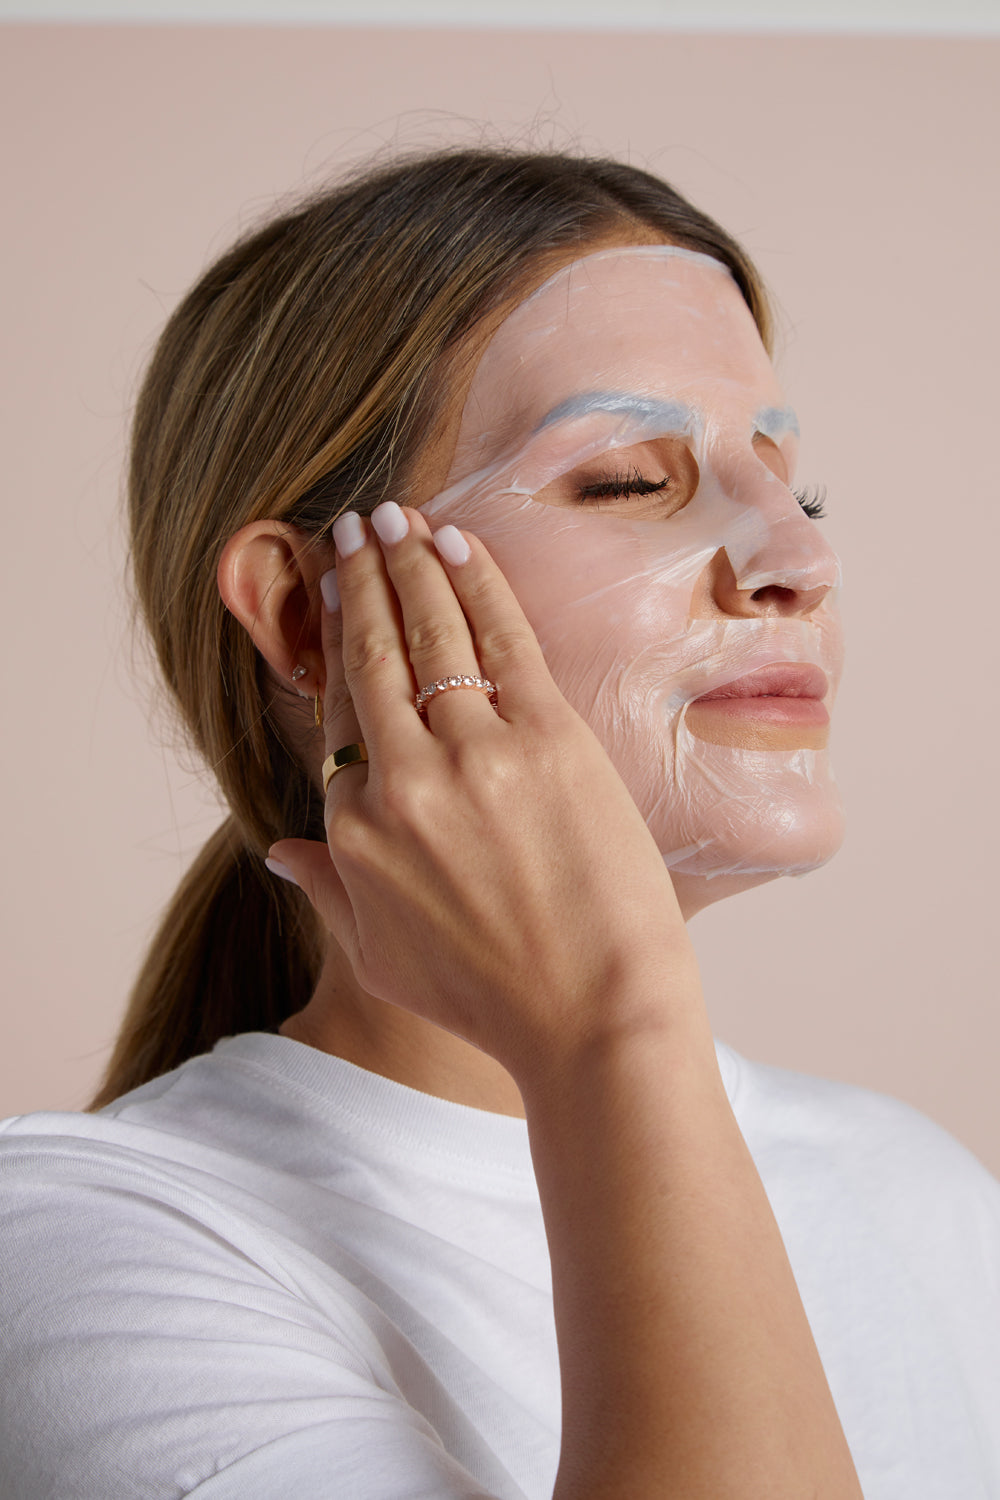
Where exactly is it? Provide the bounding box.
[449,245,787,480]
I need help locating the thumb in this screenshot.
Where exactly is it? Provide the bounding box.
[266,838,357,957]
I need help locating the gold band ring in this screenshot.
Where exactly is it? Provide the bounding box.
[322,742,368,794]
[414,674,498,717]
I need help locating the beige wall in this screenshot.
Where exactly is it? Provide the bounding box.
[1,25,997,1173]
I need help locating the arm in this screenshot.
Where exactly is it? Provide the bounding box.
[274,504,862,1500]
[530,1027,859,1500]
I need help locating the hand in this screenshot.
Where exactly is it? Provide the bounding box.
[270,502,698,1087]
[271,504,863,1500]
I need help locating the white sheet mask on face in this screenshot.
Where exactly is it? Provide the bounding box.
[425,246,846,879]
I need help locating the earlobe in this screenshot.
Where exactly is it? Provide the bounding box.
[217,520,328,689]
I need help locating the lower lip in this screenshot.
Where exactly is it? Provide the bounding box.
[688,696,829,727]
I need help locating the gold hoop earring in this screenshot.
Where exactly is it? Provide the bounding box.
[314,693,322,728]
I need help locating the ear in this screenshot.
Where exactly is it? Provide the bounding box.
[217,521,333,694]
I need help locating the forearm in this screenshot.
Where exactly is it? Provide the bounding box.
[282,509,862,1494]
[521,999,862,1500]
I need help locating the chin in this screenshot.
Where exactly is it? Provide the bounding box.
[659,754,846,878]
[659,774,846,920]
[608,720,847,901]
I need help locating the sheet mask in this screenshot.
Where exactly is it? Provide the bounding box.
[425,247,845,879]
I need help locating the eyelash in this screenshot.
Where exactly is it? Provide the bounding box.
[793,485,828,520]
[577,467,671,502]
[576,468,829,521]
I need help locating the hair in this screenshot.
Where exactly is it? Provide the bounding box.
[89,146,774,1110]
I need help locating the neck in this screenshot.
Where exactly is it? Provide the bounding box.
[278,870,772,1116]
[280,944,528,1118]
[280,870,773,1116]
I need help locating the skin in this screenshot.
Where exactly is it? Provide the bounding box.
[219,241,842,1114]
[217,238,863,1496]
[425,247,844,882]
[232,503,858,1498]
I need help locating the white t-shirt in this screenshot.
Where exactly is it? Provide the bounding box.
[0,1032,997,1499]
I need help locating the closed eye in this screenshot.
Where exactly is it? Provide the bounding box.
[793,484,828,520]
[531,436,699,515]
[577,467,672,504]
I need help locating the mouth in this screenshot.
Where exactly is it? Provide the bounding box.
[689,664,830,728]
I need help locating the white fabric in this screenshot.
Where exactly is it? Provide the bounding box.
[1,1031,997,1499]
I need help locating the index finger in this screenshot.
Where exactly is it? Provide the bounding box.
[322,511,424,753]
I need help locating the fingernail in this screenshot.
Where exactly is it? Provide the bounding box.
[433,525,471,566]
[320,570,339,612]
[265,857,299,887]
[332,511,365,557]
[371,500,409,546]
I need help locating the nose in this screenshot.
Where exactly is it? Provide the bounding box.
[710,483,841,619]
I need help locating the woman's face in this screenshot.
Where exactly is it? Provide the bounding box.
[424,246,845,886]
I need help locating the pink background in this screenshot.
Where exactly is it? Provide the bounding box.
[1,26,997,1173]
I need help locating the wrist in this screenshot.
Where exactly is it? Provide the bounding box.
[516,982,722,1141]
[512,939,713,1104]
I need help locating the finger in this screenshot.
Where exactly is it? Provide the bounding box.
[316,566,369,811]
[429,524,563,724]
[326,510,425,752]
[320,741,370,803]
[316,571,363,750]
[267,837,360,965]
[370,502,494,733]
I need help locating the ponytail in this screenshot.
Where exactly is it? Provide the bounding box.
[96,147,772,1108]
[90,818,322,1109]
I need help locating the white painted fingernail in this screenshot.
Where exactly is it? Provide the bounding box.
[265,858,299,887]
[433,525,471,566]
[320,570,339,612]
[371,500,409,546]
[332,511,365,557]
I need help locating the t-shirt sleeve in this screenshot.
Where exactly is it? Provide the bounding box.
[0,1142,504,1500]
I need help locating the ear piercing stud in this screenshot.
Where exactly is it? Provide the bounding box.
[291,664,322,727]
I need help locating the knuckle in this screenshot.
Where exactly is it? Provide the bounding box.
[477,621,535,666]
[441,715,517,777]
[387,540,426,580]
[324,800,368,860]
[407,615,466,659]
[341,627,398,681]
[378,769,432,829]
[321,677,354,725]
[451,737,508,789]
[455,565,493,608]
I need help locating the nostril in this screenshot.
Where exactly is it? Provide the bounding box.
[750,584,797,605]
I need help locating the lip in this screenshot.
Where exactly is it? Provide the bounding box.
[694,664,829,701]
[689,664,830,727]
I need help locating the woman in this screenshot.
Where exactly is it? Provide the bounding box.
[1,149,996,1499]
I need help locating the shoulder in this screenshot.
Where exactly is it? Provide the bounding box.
[721,1043,1000,1285]
[718,1050,1000,1490]
[0,1044,542,1498]
[0,1047,386,1365]
[723,1040,993,1169]
[724,1042,999,1199]
[0,1080,468,1497]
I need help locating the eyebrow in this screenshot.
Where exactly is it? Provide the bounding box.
[753,405,800,440]
[535,391,695,433]
[532,392,801,442]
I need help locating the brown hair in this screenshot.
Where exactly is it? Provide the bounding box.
[90,147,773,1109]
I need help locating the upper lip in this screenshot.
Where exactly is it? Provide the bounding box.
[693,664,829,701]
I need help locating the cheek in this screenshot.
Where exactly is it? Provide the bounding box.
[485,516,846,880]
[429,490,845,879]
[474,509,702,719]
